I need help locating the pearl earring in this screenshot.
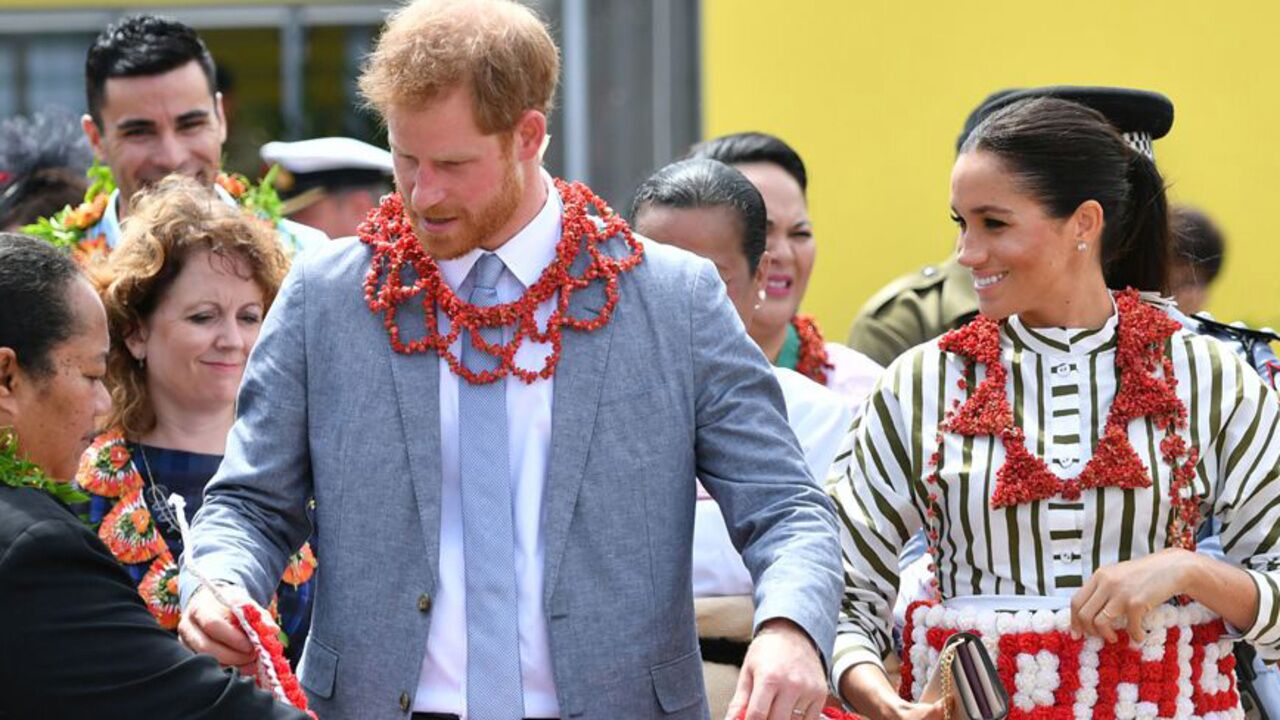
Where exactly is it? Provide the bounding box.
[1076,240,1087,252]
[757,288,767,302]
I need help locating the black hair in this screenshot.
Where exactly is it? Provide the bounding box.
[962,97,1170,293]
[0,233,83,379]
[631,158,768,274]
[688,131,808,194]
[85,14,217,125]
[1170,205,1225,285]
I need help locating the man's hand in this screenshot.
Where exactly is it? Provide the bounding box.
[178,583,269,673]
[726,618,828,720]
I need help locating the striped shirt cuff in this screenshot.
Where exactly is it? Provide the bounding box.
[1243,569,1280,653]
[830,637,885,693]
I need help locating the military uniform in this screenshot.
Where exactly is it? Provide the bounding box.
[847,255,977,367]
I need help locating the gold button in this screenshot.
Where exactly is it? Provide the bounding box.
[417,593,431,612]
[399,691,410,711]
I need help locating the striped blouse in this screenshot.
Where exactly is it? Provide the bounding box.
[828,305,1280,688]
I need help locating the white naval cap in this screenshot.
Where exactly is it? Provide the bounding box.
[261,136,392,176]
[260,137,393,214]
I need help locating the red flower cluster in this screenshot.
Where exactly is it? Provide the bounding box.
[240,603,317,718]
[1191,620,1239,715]
[791,314,834,385]
[359,179,644,385]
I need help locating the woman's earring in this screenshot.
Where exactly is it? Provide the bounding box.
[1076,240,1087,252]
[754,288,767,310]
[137,356,146,370]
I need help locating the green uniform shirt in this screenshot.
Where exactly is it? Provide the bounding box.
[846,254,978,366]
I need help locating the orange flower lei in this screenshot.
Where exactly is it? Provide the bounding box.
[358,179,644,385]
[77,431,318,629]
[23,162,283,263]
[791,314,834,385]
[918,289,1201,598]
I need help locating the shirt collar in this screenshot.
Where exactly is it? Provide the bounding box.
[1003,294,1119,356]
[437,169,561,292]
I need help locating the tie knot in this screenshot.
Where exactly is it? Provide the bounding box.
[470,253,506,292]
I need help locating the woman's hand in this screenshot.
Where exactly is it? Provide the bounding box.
[1069,548,1197,643]
[837,664,946,720]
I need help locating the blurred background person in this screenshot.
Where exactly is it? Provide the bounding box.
[689,131,882,408]
[261,136,392,239]
[1168,204,1225,315]
[632,157,853,719]
[0,110,92,231]
[0,231,309,719]
[75,176,316,664]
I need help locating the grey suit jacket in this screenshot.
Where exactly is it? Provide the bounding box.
[180,228,842,719]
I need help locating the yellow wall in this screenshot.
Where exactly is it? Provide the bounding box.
[703,0,1280,339]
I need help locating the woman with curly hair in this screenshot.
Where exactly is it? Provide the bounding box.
[75,175,316,664]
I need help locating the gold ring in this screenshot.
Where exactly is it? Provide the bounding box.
[1099,608,1115,620]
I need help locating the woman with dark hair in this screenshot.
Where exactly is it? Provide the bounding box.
[633,157,853,718]
[0,232,307,718]
[831,98,1280,720]
[689,132,882,408]
[74,176,315,661]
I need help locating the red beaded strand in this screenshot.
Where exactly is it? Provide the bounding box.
[791,314,834,385]
[919,289,1202,600]
[358,179,643,385]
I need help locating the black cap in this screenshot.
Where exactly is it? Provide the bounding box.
[956,86,1175,154]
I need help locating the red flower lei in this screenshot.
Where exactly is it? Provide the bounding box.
[358,179,644,385]
[791,314,834,385]
[239,603,317,718]
[919,290,1201,597]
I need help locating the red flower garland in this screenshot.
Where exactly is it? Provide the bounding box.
[916,290,1201,598]
[358,179,644,385]
[791,314,834,385]
[239,603,317,718]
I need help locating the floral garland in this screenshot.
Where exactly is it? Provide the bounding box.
[77,430,317,629]
[901,602,1241,719]
[239,603,316,718]
[0,427,89,506]
[358,179,644,385]
[916,289,1200,599]
[791,314,834,385]
[21,161,286,263]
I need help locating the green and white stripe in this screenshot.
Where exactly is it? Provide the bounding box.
[828,308,1280,687]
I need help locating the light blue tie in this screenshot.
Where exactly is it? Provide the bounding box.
[459,253,524,720]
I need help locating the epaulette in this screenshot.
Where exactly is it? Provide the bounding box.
[861,263,949,316]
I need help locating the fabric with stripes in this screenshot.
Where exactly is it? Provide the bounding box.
[828,306,1280,688]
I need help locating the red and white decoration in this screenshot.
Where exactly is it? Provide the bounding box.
[902,601,1242,720]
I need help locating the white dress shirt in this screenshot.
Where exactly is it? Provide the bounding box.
[414,171,562,718]
[692,367,853,597]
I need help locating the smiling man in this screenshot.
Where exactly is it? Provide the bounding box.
[78,15,326,255]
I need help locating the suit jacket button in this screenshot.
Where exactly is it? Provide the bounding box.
[399,691,411,711]
[418,593,431,612]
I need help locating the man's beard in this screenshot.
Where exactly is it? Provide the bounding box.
[407,159,524,260]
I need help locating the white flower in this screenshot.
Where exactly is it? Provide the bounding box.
[1135,701,1159,720]
[1079,666,1099,686]
[1032,609,1055,633]
[1118,683,1139,703]
[1077,687,1098,706]
[1117,699,1138,719]
[1013,610,1033,631]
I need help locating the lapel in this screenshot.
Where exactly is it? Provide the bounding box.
[541,254,617,605]
[386,321,443,595]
